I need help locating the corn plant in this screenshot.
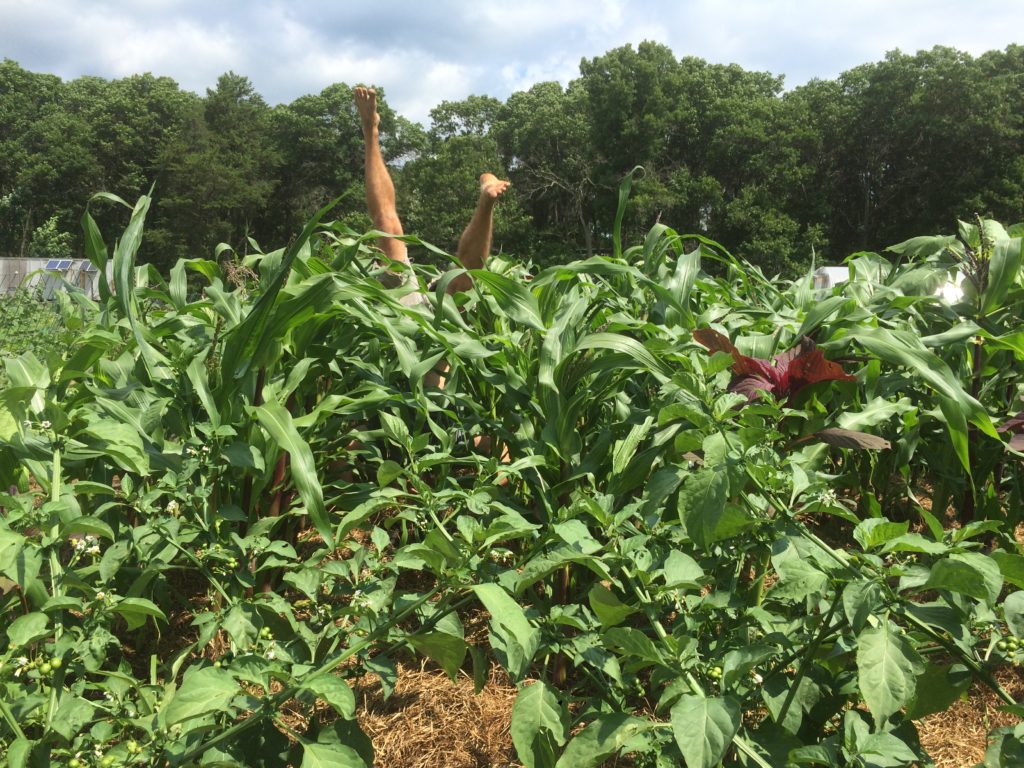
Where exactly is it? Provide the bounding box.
[1,177,1022,767]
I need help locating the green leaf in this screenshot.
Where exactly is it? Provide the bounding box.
[588,583,637,629]
[679,466,729,550]
[1004,591,1024,638]
[554,713,654,768]
[163,665,239,725]
[511,681,568,768]
[112,597,167,631]
[670,695,741,768]
[50,696,96,741]
[255,398,331,548]
[300,673,356,718]
[471,270,545,330]
[662,550,705,589]
[301,741,369,768]
[992,552,1024,590]
[853,518,909,551]
[982,235,1022,313]
[856,622,923,722]
[472,583,539,681]
[6,611,49,646]
[407,631,467,680]
[924,553,1002,606]
[771,539,828,601]
[906,663,971,719]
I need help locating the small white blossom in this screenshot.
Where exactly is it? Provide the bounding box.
[40,420,51,429]
[265,648,276,660]
[165,500,181,516]
[815,489,839,507]
[201,445,211,453]
[86,545,101,555]
[22,420,31,428]
[95,591,106,601]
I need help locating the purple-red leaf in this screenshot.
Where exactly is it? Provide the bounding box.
[693,329,854,401]
[998,411,1024,434]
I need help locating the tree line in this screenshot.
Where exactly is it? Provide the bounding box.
[2,41,1023,276]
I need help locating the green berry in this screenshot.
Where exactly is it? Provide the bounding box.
[213,660,221,668]
[998,640,1008,650]
[101,755,116,767]
[40,662,52,675]
[50,657,62,669]
[126,740,139,754]
[69,760,82,768]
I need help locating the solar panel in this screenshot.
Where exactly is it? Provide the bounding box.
[57,259,73,270]
[82,262,98,273]
[45,259,61,270]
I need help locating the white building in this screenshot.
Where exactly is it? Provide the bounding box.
[0,258,113,300]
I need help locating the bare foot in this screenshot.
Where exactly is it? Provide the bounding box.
[480,173,511,201]
[353,86,380,137]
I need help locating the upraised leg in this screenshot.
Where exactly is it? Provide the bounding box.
[354,86,408,264]
[446,173,511,294]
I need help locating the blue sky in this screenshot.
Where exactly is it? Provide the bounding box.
[2,0,1022,124]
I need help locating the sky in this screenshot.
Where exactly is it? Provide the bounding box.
[2,0,1023,125]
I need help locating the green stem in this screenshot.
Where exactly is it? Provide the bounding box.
[776,592,841,725]
[0,693,26,740]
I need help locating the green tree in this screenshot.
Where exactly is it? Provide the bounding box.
[493,81,597,261]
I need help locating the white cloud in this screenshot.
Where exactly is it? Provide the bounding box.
[2,0,1024,123]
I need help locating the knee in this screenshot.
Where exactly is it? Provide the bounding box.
[374,212,404,237]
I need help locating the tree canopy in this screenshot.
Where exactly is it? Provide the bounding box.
[2,41,1023,275]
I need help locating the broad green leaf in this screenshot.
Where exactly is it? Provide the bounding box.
[7,611,49,646]
[678,466,729,550]
[853,518,908,551]
[112,597,167,631]
[50,696,96,741]
[670,695,741,768]
[924,553,1002,606]
[1004,591,1024,638]
[472,583,539,681]
[301,741,368,768]
[906,663,971,720]
[588,583,637,629]
[993,552,1024,590]
[554,712,654,768]
[300,673,356,718]
[511,681,568,768]
[163,665,239,725]
[662,550,705,589]
[856,622,923,722]
[407,631,467,680]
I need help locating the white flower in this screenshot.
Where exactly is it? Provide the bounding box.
[265,648,276,660]
[86,545,101,556]
[73,537,88,552]
[201,445,211,453]
[95,591,106,601]
[22,420,31,428]
[40,420,51,429]
[165,500,181,516]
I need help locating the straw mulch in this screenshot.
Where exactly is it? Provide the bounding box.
[917,665,1024,767]
[345,662,1022,768]
[354,662,519,768]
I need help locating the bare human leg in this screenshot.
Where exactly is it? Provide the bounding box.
[354,86,408,264]
[446,173,511,294]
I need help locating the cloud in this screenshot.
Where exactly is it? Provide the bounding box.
[2,0,1023,124]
